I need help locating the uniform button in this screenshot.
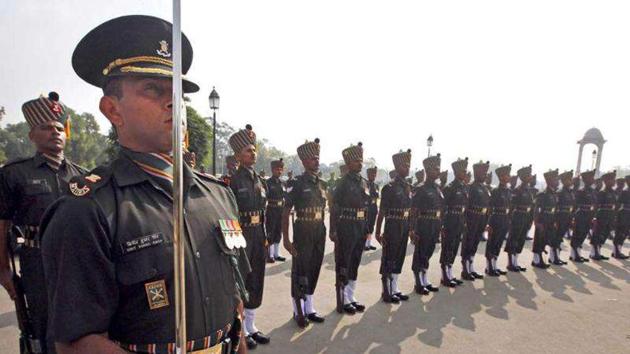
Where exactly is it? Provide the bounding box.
[205,297,210,304]
[195,251,201,258]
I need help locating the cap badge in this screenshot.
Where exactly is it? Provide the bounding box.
[156,40,171,57]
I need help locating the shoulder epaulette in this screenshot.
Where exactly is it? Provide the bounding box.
[68,166,111,197]
[1,156,32,168]
[195,170,229,187]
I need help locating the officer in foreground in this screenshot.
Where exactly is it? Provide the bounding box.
[39,15,247,354]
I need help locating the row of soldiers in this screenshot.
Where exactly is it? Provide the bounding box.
[0,14,627,354]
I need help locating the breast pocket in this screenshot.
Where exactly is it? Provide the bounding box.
[25,181,52,195]
[116,244,173,286]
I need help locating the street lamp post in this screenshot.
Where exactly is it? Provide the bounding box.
[427,134,434,157]
[209,87,220,175]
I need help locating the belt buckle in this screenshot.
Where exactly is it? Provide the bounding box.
[403,211,410,218]
[436,211,441,218]
[551,207,555,213]
[590,206,594,211]
[250,215,260,224]
[481,208,487,214]
[357,210,365,219]
[569,207,573,212]
[314,212,322,220]
[526,207,531,212]
[505,208,510,214]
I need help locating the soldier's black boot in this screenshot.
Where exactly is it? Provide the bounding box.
[532,253,549,269]
[612,245,629,259]
[440,265,457,288]
[485,257,500,277]
[414,272,429,295]
[461,259,475,281]
[382,276,399,303]
[507,253,520,272]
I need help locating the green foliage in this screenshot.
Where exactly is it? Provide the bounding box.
[0,122,35,164]
[64,109,110,169]
[186,106,212,170]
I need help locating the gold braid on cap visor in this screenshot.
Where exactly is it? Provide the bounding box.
[102,56,174,76]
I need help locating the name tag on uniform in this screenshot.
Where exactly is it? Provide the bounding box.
[145,279,169,310]
[122,233,166,255]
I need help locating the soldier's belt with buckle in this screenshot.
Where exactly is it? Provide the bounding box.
[491,207,510,215]
[468,206,489,215]
[446,206,466,215]
[116,322,231,354]
[514,205,532,213]
[558,206,574,213]
[239,210,264,227]
[296,207,325,222]
[419,209,442,220]
[598,204,615,211]
[339,207,367,221]
[541,207,556,215]
[385,208,411,220]
[266,199,284,208]
[21,225,40,248]
[370,198,378,205]
[577,204,595,211]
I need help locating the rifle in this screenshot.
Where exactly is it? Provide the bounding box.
[8,226,41,354]
[334,242,347,313]
[293,275,308,327]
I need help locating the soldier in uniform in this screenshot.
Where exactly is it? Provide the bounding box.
[485,164,511,276]
[461,160,491,281]
[365,167,379,251]
[374,150,412,303]
[221,155,239,186]
[389,170,397,181]
[552,170,575,264]
[39,15,247,353]
[615,178,625,200]
[612,175,629,259]
[330,143,369,314]
[590,171,617,260]
[413,170,425,188]
[282,138,327,327]
[439,170,448,189]
[505,165,534,272]
[0,92,86,353]
[440,157,469,287]
[531,169,560,269]
[594,178,603,192]
[410,154,443,294]
[265,159,286,263]
[229,124,271,348]
[570,170,597,262]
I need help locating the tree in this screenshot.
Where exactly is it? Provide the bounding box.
[186,106,212,170]
[0,122,35,164]
[65,109,110,169]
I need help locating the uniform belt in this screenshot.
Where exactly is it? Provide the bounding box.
[446,206,466,215]
[339,208,367,221]
[418,209,442,220]
[296,207,325,222]
[116,323,231,354]
[370,198,378,205]
[577,204,595,211]
[558,206,574,213]
[23,238,40,249]
[468,206,489,215]
[266,199,284,208]
[385,208,411,220]
[540,207,556,214]
[239,210,264,226]
[514,205,532,213]
[491,207,510,215]
[598,205,615,211]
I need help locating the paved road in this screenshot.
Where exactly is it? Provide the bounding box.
[1,227,628,353]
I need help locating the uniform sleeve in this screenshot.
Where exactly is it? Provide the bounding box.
[378,185,391,211]
[285,179,298,210]
[40,196,119,343]
[0,168,17,219]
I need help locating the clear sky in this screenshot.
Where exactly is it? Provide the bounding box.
[1,0,628,174]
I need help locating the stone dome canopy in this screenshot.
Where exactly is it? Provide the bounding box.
[578,127,606,145]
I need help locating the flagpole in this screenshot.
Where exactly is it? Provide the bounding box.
[172,0,187,352]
